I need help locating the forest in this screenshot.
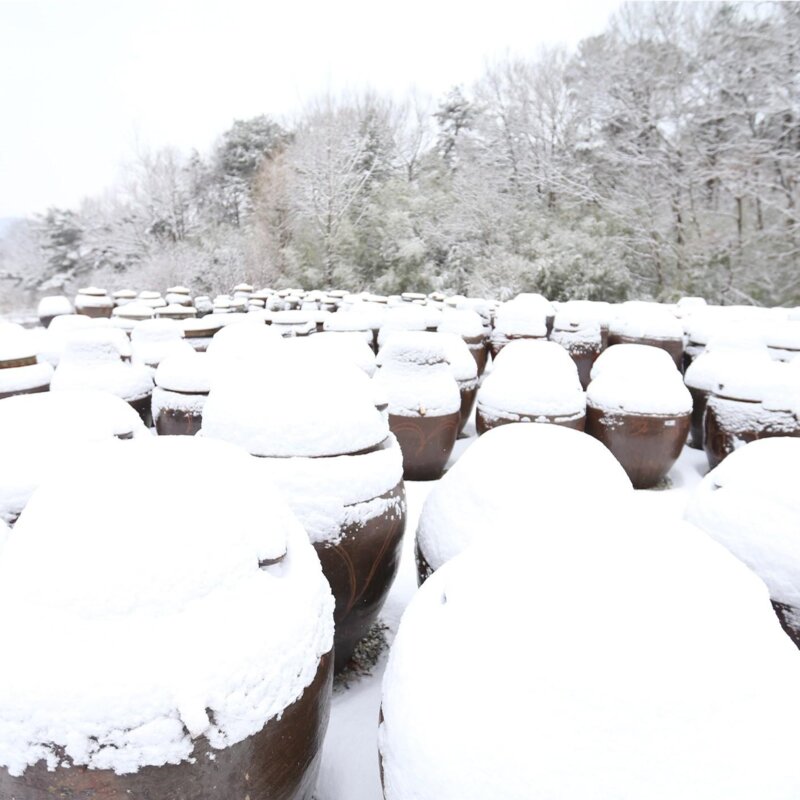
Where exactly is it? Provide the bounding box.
[1,2,798,308]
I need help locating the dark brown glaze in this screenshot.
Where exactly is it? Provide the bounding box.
[128,393,153,428]
[476,407,586,436]
[155,405,205,436]
[0,382,49,401]
[414,540,435,586]
[688,386,709,450]
[388,411,460,481]
[607,334,684,372]
[463,335,487,376]
[77,305,114,320]
[38,314,60,329]
[559,344,603,390]
[704,397,800,470]
[315,482,406,673]
[0,650,333,800]
[457,385,478,434]
[771,601,800,649]
[586,405,690,489]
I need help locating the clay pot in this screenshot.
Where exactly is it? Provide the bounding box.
[74,287,114,318]
[387,412,460,480]
[153,389,205,435]
[182,318,224,352]
[586,405,690,489]
[315,481,406,673]
[458,381,478,433]
[687,386,709,450]
[0,651,332,800]
[0,356,52,400]
[550,318,604,390]
[704,394,800,470]
[608,333,684,371]
[37,296,73,328]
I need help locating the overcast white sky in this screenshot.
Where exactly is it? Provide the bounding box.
[0,0,621,219]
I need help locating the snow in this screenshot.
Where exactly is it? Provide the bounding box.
[256,434,404,545]
[590,343,678,381]
[37,296,73,318]
[288,333,377,377]
[380,502,800,799]
[436,308,484,339]
[112,301,155,321]
[609,302,683,339]
[36,314,98,366]
[75,287,113,308]
[0,389,147,523]
[202,351,388,457]
[0,436,334,776]
[478,339,585,418]
[686,438,800,612]
[0,361,53,395]
[51,329,153,401]
[154,351,212,394]
[587,370,692,416]
[131,319,193,368]
[685,347,774,393]
[550,313,603,348]
[377,305,430,347]
[766,322,800,358]
[373,333,460,417]
[492,298,549,338]
[417,424,632,573]
[438,333,478,384]
[709,358,798,404]
[0,324,37,362]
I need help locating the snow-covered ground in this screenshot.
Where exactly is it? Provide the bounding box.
[315,427,709,800]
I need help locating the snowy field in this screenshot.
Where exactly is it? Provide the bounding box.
[315,425,708,800]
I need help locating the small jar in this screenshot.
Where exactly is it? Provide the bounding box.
[112,289,137,307]
[36,296,73,328]
[137,290,167,309]
[549,313,604,390]
[111,301,154,334]
[489,295,551,358]
[74,287,113,319]
[165,285,193,306]
[152,352,210,436]
[374,333,461,480]
[0,325,53,400]
[182,316,224,352]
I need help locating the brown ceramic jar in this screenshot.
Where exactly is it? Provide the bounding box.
[74,286,114,318]
[153,352,211,436]
[0,326,53,400]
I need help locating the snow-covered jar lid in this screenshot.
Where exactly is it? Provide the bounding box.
[182,316,224,339]
[551,312,603,344]
[0,324,38,366]
[374,332,461,418]
[377,305,430,347]
[232,282,254,294]
[609,301,682,340]
[766,322,800,353]
[439,333,478,384]
[708,358,799,406]
[131,319,193,368]
[202,350,388,457]
[76,286,109,298]
[51,329,153,402]
[137,290,167,308]
[166,285,191,295]
[590,343,678,381]
[204,320,282,370]
[587,367,691,417]
[685,347,774,393]
[75,287,113,308]
[37,315,99,366]
[323,311,373,334]
[437,308,484,340]
[37,296,73,320]
[288,333,376,377]
[0,326,54,395]
[492,298,549,338]
[112,289,137,301]
[416,423,632,572]
[112,302,155,322]
[156,303,198,320]
[381,512,800,799]
[0,389,148,524]
[0,436,334,776]
[479,340,585,418]
[155,351,212,394]
[193,296,214,314]
[686,438,800,611]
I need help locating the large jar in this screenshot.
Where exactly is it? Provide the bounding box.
[202,352,406,673]
[110,301,155,335]
[74,286,114,319]
[165,285,193,306]
[437,308,487,376]
[549,306,606,389]
[182,316,224,352]
[137,290,167,310]
[0,389,147,525]
[374,332,461,481]
[684,345,774,450]
[476,340,586,435]
[0,437,334,799]
[607,301,684,370]
[0,324,53,400]
[36,296,73,328]
[489,294,550,358]
[687,437,800,647]
[152,352,211,436]
[440,333,479,434]
[50,329,154,425]
[586,345,691,488]
[704,360,800,469]
[131,319,194,372]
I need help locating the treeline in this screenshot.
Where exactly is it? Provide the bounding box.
[1,2,799,307]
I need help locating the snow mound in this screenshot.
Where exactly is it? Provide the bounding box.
[492,298,549,338]
[417,423,632,572]
[686,437,800,611]
[51,329,152,401]
[587,371,692,416]
[377,305,430,347]
[131,319,192,368]
[609,302,682,339]
[382,512,800,799]
[202,350,388,457]
[0,390,147,524]
[439,333,478,384]
[0,436,334,776]
[154,351,211,393]
[590,343,678,381]
[437,309,484,339]
[287,333,376,377]
[374,333,460,417]
[685,347,774,393]
[478,340,584,418]
[37,296,73,318]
